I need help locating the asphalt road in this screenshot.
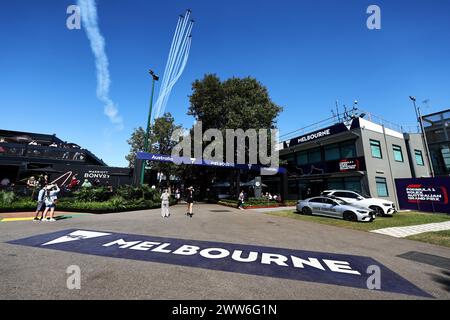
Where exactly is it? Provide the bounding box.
[1,203,449,300]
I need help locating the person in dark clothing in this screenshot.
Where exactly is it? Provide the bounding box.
[238,190,245,210]
[186,186,194,218]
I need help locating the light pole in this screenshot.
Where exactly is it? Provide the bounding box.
[409,96,435,177]
[140,69,159,185]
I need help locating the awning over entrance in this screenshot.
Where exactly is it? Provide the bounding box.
[136,152,286,174]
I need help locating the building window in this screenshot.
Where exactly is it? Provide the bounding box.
[327,178,345,190]
[344,177,362,193]
[284,154,295,165]
[414,150,424,166]
[392,145,404,162]
[296,151,308,166]
[370,140,382,159]
[341,141,356,158]
[308,148,321,164]
[325,143,340,161]
[375,177,389,197]
[326,177,361,193]
[441,147,450,171]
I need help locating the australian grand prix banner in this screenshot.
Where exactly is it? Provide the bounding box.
[395,177,450,213]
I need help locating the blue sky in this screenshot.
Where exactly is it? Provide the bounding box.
[1,0,450,167]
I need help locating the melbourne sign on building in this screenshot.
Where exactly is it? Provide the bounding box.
[283,119,359,149]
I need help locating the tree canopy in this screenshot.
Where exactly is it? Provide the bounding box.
[125,112,181,170]
[188,74,282,131]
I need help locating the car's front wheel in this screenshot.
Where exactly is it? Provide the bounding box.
[369,206,385,216]
[302,207,312,215]
[343,211,357,222]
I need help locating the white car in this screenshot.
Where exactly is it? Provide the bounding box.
[321,190,396,216]
[296,196,376,222]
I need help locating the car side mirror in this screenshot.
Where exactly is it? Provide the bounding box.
[357,197,364,200]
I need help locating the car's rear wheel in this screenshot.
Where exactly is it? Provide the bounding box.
[302,207,312,215]
[343,211,357,222]
[370,206,384,216]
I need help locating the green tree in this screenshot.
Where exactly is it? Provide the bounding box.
[185,74,283,198]
[188,74,282,131]
[148,113,182,182]
[125,127,145,168]
[149,113,182,155]
[125,113,182,182]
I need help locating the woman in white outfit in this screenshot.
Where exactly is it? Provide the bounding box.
[42,184,60,222]
[160,189,170,218]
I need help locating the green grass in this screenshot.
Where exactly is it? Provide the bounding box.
[406,230,450,248]
[265,209,450,232]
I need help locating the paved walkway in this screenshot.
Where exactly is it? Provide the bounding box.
[371,221,450,238]
[1,203,450,299]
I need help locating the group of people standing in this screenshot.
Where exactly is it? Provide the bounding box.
[263,192,281,202]
[160,186,195,218]
[33,183,61,222]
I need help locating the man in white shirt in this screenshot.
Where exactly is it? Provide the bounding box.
[160,189,171,218]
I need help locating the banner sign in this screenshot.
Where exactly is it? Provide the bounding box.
[283,119,360,149]
[339,158,361,172]
[395,177,450,213]
[51,164,132,187]
[8,229,431,297]
[137,152,286,174]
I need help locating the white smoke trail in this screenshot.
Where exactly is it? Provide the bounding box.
[165,11,190,85]
[154,23,192,119]
[153,17,183,121]
[152,10,194,122]
[153,15,189,121]
[156,24,191,119]
[77,0,123,129]
[159,34,192,113]
[159,16,183,102]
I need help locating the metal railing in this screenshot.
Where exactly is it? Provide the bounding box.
[279,108,420,143]
[0,142,86,162]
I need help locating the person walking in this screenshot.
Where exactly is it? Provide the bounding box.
[186,186,194,218]
[33,185,46,221]
[160,188,170,218]
[42,184,60,222]
[175,188,181,203]
[238,190,245,210]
